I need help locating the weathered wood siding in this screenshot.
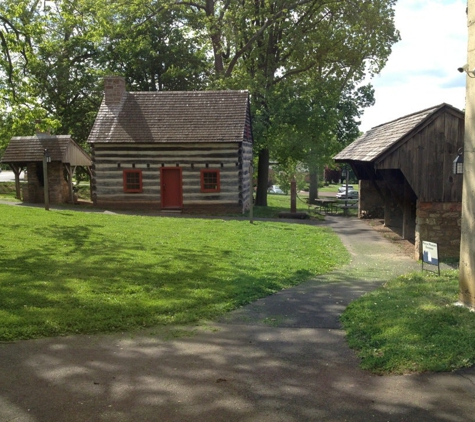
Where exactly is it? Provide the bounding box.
[91,142,252,212]
[374,110,464,202]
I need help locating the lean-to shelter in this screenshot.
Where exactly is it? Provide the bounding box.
[334,103,464,259]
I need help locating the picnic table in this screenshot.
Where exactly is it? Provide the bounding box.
[333,200,358,215]
[314,199,338,214]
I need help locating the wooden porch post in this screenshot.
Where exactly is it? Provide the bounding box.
[402,179,412,240]
[384,204,391,227]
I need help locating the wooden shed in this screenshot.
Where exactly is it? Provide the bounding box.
[87,76,253,213]
[334,103,464,260]
[1,133,92,204]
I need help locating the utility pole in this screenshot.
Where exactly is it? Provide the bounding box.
[459,2,475,307]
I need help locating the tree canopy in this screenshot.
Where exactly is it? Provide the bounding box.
[0,0,400,202]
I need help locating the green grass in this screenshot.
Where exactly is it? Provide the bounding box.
[341,271,475,374]
[250,189,358,218]
[0,204,349,340]
[250,193,323,219]
[318,184,341,193]
[0,182,21,201]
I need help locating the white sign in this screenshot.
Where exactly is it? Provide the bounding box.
[422,241,439,265]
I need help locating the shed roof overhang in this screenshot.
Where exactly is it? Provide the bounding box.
[334,159,377,181]
[1,135,91,167]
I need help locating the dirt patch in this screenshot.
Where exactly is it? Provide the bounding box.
[363,218,415,259]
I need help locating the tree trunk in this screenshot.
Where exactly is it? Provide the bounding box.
[308,167,318,204]
[255,148,269,206]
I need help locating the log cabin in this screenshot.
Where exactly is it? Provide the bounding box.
[334,103,464,260]
[87,77,253,214]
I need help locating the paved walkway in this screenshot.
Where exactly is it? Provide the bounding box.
[0,213,474,421]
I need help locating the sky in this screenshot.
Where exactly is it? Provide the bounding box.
[358,0,468,133]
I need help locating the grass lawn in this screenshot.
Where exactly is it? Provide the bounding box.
[318,184,342,193]
[250,192,318,218]
[251,191,358,218]
[0,204,349,341]
[0,182,22,202]
[341,271,475,374]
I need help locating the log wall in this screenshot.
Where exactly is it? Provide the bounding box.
[91,142,252,213]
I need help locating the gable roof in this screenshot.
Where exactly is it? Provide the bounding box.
[1,134,91,166]
[334,103,463,163]
[88,90,251,144]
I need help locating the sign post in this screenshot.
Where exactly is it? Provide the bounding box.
[43,149,51,211]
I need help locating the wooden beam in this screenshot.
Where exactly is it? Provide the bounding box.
[402,179,412,240]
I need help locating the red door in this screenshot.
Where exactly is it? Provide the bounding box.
[160,167,183,209]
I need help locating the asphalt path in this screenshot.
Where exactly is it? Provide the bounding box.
[0,211,474,421]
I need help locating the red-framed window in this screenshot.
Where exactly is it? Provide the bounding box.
[200,169,220,193]
[123,170,143,193]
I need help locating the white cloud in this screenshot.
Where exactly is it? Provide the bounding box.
[359,0,467,132]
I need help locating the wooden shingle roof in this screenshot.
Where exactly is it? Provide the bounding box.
[1,134,91,166]
[88,90,251,144]
[334,104,462,163]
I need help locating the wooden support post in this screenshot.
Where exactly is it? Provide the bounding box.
[384,203,391,227]
[402,202,411,239]
[43,150,50,211]
[402,179,412,240]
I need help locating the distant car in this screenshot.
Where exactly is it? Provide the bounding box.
[337,185,354,193]
[336,190,359,199]
[268,185,285,194]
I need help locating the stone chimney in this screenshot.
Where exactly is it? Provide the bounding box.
[104,76,126,105]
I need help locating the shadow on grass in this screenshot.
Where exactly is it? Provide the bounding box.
[0,216,318,340]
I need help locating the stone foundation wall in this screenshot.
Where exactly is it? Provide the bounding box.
[415,201,461,260]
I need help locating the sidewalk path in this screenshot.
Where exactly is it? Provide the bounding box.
[0,214,474,422]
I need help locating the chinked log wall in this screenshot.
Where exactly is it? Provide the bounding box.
[91,142,252,213]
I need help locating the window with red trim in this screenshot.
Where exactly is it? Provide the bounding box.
[123,170,143,193]
[200,169,220,193]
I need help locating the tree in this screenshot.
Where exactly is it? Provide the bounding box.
[0,0,103,145]
[0,0,399,206]
[170,0,399,205]
[0,0,209,152]
[97,3,209,91]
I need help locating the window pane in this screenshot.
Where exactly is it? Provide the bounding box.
[203,171,218,190]
[124,170,142,192]
[126,172,140,190]
[201,170,219,192]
